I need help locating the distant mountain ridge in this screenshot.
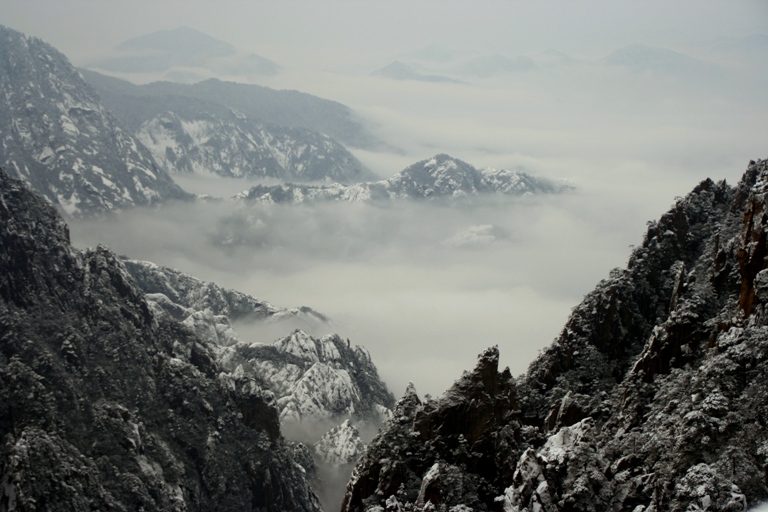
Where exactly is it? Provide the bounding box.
[81,69,386,152]
[88,26,280,83]
[135,108,375,182]
[372,61,464,84]
[236,154,574,204]
[0,25,190,217]
[602,43,714,75]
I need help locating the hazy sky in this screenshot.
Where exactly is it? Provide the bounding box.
[3,1,767,63]
[5,0,768,397]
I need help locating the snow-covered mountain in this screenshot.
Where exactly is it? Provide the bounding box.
[87,26,280,83]
[236,154,574,204]
[124,258,394,511]
[122,260,393,438]
[135,108,374,182]
[0,168,322,511]
[81,69,386,152]
[342,158,768,511]
[216,330,394,426]
[0,25,189,217]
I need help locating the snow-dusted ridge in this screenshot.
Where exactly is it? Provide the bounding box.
[235,153,574,205]
[135,109,374,183]
[122,259,328,327]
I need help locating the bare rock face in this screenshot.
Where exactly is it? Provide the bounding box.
[341,159,768,511]
[0,169,321,511]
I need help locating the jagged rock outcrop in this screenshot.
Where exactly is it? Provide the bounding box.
[235,154,573,205]
[315,419,368,467]
[0,25,189,217]
[0,169,321,510]
[342,158,768,511]
[342,347,520,511]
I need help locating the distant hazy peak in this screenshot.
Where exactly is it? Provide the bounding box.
[117,26,232,52]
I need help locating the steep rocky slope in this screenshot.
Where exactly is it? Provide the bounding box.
[236,154,573,205]
[342,159,768,511]
[0,25,189,217]
[0,169,321,510]
[122,255,395,512]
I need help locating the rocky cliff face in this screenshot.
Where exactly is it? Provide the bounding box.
[236,154,573,205]
[342,159,768,511]
[0,25,189,217]
[0,169,321,511]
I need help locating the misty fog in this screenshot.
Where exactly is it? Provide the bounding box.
[70,183,660,397]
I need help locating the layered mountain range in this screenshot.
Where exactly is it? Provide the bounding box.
[0,25,189,217]
[0,24,382,220]
[80,68,385,154]
[235,154,573,204]
[342,159,768,511]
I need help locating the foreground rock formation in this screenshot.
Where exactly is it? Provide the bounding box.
[342,159,768,511]
[0,169,321,510]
